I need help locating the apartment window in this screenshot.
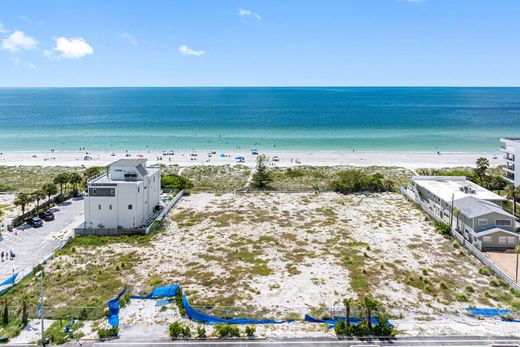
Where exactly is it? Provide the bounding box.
[93,189,97,195]
[128,204,133,210]
[499,236,508,244]
[496,219,512,226]
[109,204,112,210]
[110,189,115,195]
[98,204,101,210]
[507,237,516,244]
[483,236,492,243]
[478,219,488,225]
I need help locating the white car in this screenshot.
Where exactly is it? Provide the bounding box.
[272,156,280,162]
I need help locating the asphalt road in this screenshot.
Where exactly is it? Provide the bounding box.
[0,197,84,280]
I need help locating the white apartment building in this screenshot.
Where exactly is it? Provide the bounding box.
[84,159,161,229]
[500,137,520,186]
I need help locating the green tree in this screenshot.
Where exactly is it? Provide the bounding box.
[489,175,506,195]
[161,174,194,190]
[343,298,356,327]
[53,172,70,196]
[14,192,32,215]
[505,185,520,216]
[68,172,82,193]
[32,190,46,213]
[251,154,272,189]
[42,183,58,202]
[474,157,490,184]
[20,295,31,326]
[361,297,378,329]
[2,300,8,325]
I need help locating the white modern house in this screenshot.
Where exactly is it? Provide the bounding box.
[409,176,519,250]
[500,137,520,186]
[84,159,161,230]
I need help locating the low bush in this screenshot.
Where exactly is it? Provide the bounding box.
[479,267,492,276]
[197,325,207,338]
[245,325,256,337]
[334,317,394,337]
[97,326,118,339]
[215,324,240,338]
[168,322,183,338]
[433,221,451,236]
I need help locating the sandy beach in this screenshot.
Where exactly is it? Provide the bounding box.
[0,150,502,169]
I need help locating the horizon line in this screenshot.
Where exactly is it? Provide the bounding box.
[1,85,520,88]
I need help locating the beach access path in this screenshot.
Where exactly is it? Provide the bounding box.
[0,197,84,281]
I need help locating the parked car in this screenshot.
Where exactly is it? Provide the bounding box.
[27,216,43,227]
[39,210,55,221]
[272,156,280,162]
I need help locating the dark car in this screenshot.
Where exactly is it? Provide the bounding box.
[39,210,55,221]
[27,216,43,227]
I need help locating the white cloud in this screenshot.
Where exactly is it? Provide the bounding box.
[0,21,9,34]
[27,62,36,69]
[239,8,262,20]
[48,37,93,60]
[2,30,38,52]
[121,32,138,46]
[178,44,205,56]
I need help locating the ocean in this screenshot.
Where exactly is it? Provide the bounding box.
[0,87,519,152]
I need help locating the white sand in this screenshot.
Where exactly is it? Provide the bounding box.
[0,150,502,169]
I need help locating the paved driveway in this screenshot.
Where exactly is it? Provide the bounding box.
[0,197,84,281]
[486,251,520,282]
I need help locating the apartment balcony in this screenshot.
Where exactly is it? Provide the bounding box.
[505,162,515,172]
[504,171,515,183]
[504,153,516,161]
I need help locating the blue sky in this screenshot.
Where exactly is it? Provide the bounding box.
[1,0,519,87]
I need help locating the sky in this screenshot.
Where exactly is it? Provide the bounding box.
[1,0,520,87]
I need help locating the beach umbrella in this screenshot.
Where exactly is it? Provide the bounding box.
[220,153,226,157]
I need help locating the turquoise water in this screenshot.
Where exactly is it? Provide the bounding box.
[0,87,519,152]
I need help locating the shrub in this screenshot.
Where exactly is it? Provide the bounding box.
[455,293,468,302]
[161,174,194,190]
[479,267,492,276]
[434,221,451,236]
[182,326,191,337]
[245,325,256,337]
[465,285,475,293]
[169,322,183,338]
[490,280,499,287]
[215,324,240,338]
[439,281,449,290]
[98,327,119,339]
[334,319,346,336]
[197,325,207,338]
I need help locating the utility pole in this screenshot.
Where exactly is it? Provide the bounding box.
[40,269,45,347]
[450,193,454,227]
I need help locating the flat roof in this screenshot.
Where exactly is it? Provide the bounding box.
[412,176,505,203]
[109,159,147,167]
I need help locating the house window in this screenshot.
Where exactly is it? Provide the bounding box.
[128,204,133,210]
[499,236,508,244]
[496,219,512,226]
[483,236,492,243]
[507,237,516,244]
[110,189,115,195]
[138,187,140,193]
[109,204,112,210]
[93,189,97,195]
[98,204,101,210]
[478,219,488,225]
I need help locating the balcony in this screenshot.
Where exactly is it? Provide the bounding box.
[504,153,516,161]
[504,171,515,183]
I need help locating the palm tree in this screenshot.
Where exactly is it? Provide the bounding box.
[53,173,70,196]
[343,298,356,327]
[453,208,461,231]
[14,193,32,215]
[505,185,520,216]
[68,172,82,194]
[32,190,46,213]
[474,157,490,184]
[42,183,58,202]
[515,245,520,283]
[361,297,378,329]
[20,295,31,326]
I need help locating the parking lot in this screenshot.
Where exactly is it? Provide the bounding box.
[0,197,84,281]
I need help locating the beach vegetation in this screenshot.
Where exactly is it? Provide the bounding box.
[13,192,32,215]
[330,170,394,194]
[197,325,207,338]
[245,325,256,337]
[97,326,118,339]
[161,174,194,191]
[433,220,451,237]
[215,324,240,338]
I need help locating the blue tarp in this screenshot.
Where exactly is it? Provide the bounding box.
[107,288,126,327]
[131,284,179,299]
[0,272,18,287]
[466,308,511,317]
[304,314,393,329]
[183,295,288,325]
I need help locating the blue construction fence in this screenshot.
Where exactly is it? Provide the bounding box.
[107,283,395,328]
